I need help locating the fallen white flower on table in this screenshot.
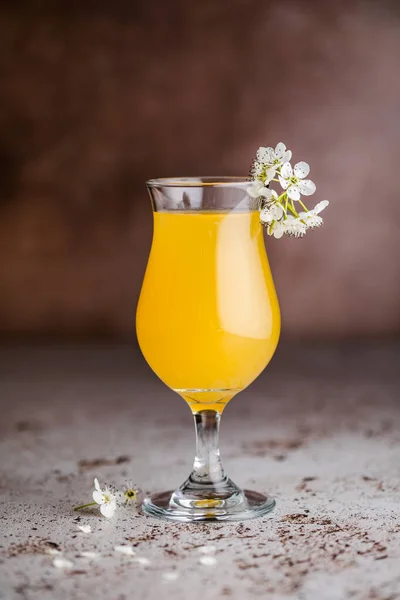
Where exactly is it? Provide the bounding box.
[77,524,92,533]
[121,479,140,506]
[53,557,74,569]
[92,478,118,519]
[197,545,217,555]
[114,545,136,556]
[162,571,179,582]
[199,555,217,566]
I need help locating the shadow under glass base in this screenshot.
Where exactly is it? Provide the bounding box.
[142,488,276,522]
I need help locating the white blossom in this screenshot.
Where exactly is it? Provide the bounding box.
[92,478,118,519]
[248,180,275,199]
[299,200,329,228]
[254,142,292,183]
[77,524,92,533]
[121,480,140,506]
[278,161,316,201]
[284,215,308,238]
[260,202,283,225]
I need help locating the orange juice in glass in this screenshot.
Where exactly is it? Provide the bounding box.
[136,177,280,521]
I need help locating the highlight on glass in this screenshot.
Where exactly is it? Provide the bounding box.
[136,177,281,521]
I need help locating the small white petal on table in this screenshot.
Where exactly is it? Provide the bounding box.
[199,555,217,566]
[162,571,179,582]
[114,545,136,556]
[134,557,151,567]
[46,548,62,556]
[197,545,217,555]
[294,161,310,178]
[53,557,74,569]
[79,551,100,560]
[77,524,92,533]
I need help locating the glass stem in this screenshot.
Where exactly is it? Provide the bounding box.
[191,410,225,484]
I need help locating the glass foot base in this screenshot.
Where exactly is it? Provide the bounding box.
[142,489,276,522]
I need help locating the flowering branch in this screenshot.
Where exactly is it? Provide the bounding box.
[248,142,329,238]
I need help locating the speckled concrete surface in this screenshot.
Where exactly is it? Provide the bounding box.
[0,343,400,600]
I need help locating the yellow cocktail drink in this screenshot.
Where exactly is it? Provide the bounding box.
[136,210,280,412]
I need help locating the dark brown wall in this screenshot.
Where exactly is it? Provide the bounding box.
[1,0,399,339]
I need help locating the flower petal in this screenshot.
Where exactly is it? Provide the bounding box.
[260,208,273,224]
[280,162,292,179]
[281,150,292,163]
[273,222,284,239]
[256,146,274,163]
[199,556,217,566]
[77,524,92,533]
[94,478,101,491]
[134,557,152,567]
[287,185,301,201]
[314,200,329,213]
[294,161,310,179]
[247,183,262,198]
[80,551,99,559]
[270,204,284,220]
[53,557,73,569]
[114,545,136,556]
[92,490,104,505]
[265,166,276,183]
[100,501,116,518]
[298,179,316,196]
[278,176,289,190]
[274,142,287,160]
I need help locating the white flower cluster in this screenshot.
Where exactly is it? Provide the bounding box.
[92,478,140,518]
[248,142,329,238]
[74,478,140,519]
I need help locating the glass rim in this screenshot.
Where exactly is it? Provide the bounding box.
[146,176,252,188]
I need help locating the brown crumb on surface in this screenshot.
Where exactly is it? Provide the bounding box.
[78,455,130,472]
[242,439,304,458]
[7,539,61,557]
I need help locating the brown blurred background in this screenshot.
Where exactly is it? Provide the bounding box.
[0,0,399,341]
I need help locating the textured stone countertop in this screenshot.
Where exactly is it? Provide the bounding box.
[0,342,400,600]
